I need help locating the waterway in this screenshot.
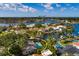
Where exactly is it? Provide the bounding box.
[0,19,79,37]
[72,24,79,36]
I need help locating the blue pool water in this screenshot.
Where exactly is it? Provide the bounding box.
[35,42,42,48]
[72,24,79,36]
[55,43,63,48]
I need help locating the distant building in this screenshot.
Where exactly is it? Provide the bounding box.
[27,24,35,27]
[52,25,66,32]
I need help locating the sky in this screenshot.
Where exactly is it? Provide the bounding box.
[0,3,79,17]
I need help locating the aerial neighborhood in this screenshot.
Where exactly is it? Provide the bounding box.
[0,17,79,56]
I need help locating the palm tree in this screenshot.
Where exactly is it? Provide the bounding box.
[41,35,57,55]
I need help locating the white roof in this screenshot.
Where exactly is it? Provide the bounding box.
[28,41,35,45]
[27,24,35,27]
[53,25,66,30]
[41,49,52,56]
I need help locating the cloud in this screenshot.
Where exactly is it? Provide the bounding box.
[18,5,29,12]
[0,3,37,13]
[70,6,78,10]
[60,7,66,12]
[44,9,48,12]
[29,7,37,13]
[0,3,17,10]
[56,4,61,8]
[42,3,54,10]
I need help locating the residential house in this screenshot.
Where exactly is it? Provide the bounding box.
[22,46,37,56]
[27,40,35,46]
[73,42,79,49]
[41,49,52,56]
[62,45,79,56]
[53,25,66,32]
